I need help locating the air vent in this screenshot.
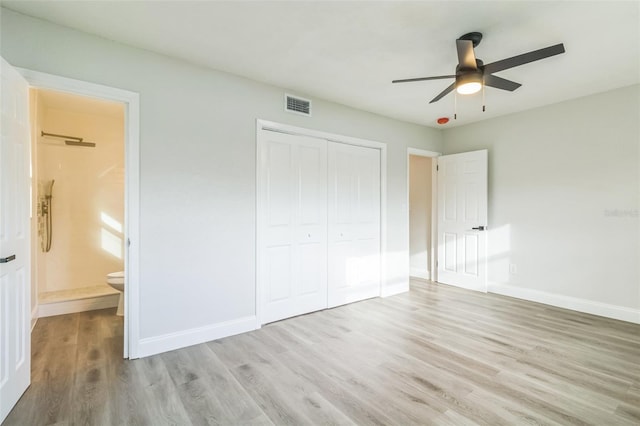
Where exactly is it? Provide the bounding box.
[285,94,311,116]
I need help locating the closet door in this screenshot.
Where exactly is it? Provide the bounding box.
[328,142,381,308]
[260,132,327,324]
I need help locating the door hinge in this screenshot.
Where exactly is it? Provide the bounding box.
[127,238,131,247]
[436,165,439,171]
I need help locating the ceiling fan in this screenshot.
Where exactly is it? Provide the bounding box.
[392,32,565,104]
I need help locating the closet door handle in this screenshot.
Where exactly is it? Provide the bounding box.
[0,254,16,263]
[471,226,486,231]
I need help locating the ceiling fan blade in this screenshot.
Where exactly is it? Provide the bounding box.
[483,74,521,91]
[484,43,565,74]
[456,39,477,70]
[392,75,455,83]
[429,83,455,103]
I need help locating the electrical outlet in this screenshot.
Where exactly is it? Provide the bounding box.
[509,264,517,274]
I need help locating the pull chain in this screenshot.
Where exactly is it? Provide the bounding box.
[482,78,486,112]
[454,90,457,120]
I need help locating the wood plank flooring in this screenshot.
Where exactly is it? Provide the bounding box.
[4,280,640,425]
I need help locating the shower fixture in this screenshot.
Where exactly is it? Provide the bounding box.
[41,131,96,148]
[39,180,55,253]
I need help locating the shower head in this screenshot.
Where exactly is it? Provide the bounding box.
[41,131,96,148]
[65,140,96,148]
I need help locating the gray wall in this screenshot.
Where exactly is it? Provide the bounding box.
[1,8,443,346]
[442,85,640,311]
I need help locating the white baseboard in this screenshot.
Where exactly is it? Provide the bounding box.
[409,267,430,280]
[38,294,119,318]
[488,282,640,324]
[137,315,257,358]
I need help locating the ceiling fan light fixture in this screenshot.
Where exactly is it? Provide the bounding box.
[457,81,482,95]
[456,73,483,95]
[393,32,565,105]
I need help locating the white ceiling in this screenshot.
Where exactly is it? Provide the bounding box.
[4,1,639,128]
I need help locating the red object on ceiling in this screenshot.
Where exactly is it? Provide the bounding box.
[437,117,449,125]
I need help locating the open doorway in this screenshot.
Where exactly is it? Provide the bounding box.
[1,59,140,422]
[18,66,140,359]
[29,88,126,321]
[408,148,438,282]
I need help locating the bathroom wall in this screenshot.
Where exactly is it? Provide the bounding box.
[409,155,432,279]
[29,89,44,324]
[35,89,125,295]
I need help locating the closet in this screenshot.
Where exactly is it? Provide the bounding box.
[327,142,381,307]
[258,129,381,324]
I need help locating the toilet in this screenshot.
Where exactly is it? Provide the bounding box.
[106,271,125,316]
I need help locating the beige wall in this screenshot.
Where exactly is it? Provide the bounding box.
[35,92,124,294]
[29,90,44,319]
[409,155,432,279]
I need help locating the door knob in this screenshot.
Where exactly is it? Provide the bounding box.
[0,254,16,263]
[471,226,486,231]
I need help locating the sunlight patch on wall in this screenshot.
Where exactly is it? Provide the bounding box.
[487,223,511,283]
[101,212,123,259]
[101,212,122,233]
[101,228,122,259]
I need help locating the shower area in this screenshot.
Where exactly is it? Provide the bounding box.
[30,88,125,317]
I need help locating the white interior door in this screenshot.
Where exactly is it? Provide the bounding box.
[437,150,488,292]
[0,57,31,423]
[328,142,381,307]
[259,132,327,324]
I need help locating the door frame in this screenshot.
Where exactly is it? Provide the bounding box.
[407,148,440,283]
[255,119,387,327]
[18,67,140,358]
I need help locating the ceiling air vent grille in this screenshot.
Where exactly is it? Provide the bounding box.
[285,94,311,116]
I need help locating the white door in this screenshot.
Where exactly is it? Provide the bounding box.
[328,142,381,307]
[437,150,488,291]
[0,58,31,423]
[259,132,327,324]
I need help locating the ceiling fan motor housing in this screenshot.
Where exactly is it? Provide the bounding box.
[455,59,484,74]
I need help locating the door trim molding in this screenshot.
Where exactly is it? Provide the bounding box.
[256,119,387,327]
[407,148,440,283]
[18,68,141,359]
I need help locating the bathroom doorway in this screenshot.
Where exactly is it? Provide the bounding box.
[4,63,140,362]
[29,88,126,325]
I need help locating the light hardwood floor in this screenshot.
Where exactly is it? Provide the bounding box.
[4,280,640,425]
